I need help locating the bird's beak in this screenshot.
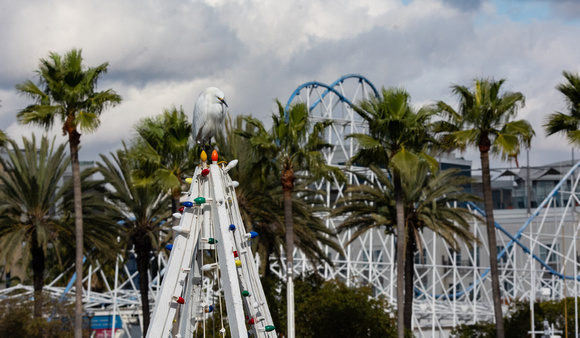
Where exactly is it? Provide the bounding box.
[220,98,228,108]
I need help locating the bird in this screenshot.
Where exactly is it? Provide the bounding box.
[192,87,228,147]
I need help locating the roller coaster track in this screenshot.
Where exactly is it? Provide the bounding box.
[282,75,580,337]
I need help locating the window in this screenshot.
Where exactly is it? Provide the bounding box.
[414,248,427,265]
[539,242,559,263]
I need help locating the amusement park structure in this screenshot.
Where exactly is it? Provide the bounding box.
[283,74,580,337]
[3,75,580,337]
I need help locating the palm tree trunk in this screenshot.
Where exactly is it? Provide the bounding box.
[31,231,45,318]
[394,174,406,338]
[70,133,85,338]
[404,226,415,331]
[282,167,295,338]
[136,237,152,336]
[480,148,505,338]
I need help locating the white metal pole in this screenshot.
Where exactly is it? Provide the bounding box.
[88,265,92,302]
[111,250,119,338]
[530,216,535,338]
[287,277,295,338]
[431,230,436,336]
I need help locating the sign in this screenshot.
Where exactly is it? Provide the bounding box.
[94,328,121,338]
[91,315,123,329]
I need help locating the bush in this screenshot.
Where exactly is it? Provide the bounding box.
[0,293,77,338]
[274,273,398,337]
[451,298,580,338]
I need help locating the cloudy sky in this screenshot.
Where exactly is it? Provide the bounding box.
[1,0,580,171]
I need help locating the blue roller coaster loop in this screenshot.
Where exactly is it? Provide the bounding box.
[285,74,379,113]
[423,161,580,300]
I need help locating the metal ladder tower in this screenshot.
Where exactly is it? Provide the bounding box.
[147,150,276,337]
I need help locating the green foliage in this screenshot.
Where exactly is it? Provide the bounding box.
[97,145,171,253]
[241,101,345,186]
[0,294,76,337]
[274,274,397,337]
[97,145,171,335]
[15,48,122,134]
[335,165,480,248]
[348,86,440,334]
[350,87,438,177]
[544,70,580,146]
[451,298,580,338]
[435,77,534,160]
[0,130,7,146]
[15,48,123,335]
[131,106,196,193]
[192,313,231,337]
[452,321,496,338]
[221,113,344,272]
[0,135,70,268]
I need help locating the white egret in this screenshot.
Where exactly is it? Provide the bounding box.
[192,87,228,146]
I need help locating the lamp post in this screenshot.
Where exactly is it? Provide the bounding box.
[86,310,95,337]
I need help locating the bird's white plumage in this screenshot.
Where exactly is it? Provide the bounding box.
[192,87,228,145]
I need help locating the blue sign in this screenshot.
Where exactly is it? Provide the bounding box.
[91,315,123,329]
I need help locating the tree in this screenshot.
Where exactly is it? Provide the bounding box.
[240,101,345,337]
[15,48,122,336]
[131,106,196,225]
[97,145,171,336]
[0,135,69,318]
[452,298,578,338]
[276,273,397,337]
[0,130,7,146]
[216,115,343,277]
[348,87,437,337]
[335,165,481,330]
[435,78,534,338]
[544,70,580,146]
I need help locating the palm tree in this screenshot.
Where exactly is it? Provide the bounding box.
[97,145,171,336]
[0,135,70,318]
[15,48,122,336]
[130,106,196,225]
[58,166,122,269]
[240,101,345,337]
[335,165,481,330]
[216,114,344,275]
[0,130,7,146]
[435,78,534,338]
[544,70,580,145]
[349,87,437,337]
[0,100,6,146]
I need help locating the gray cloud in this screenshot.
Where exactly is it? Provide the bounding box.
[551,1,580,19]
[1,0,580,169]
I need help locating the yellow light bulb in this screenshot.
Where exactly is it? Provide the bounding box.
[200,151,207,162]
